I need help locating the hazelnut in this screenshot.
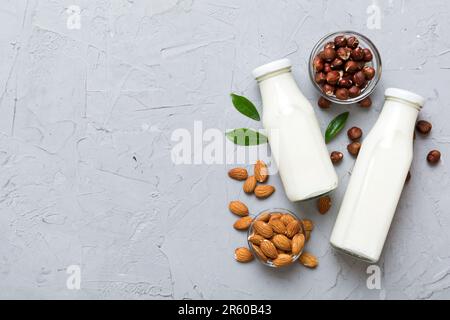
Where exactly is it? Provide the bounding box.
[347,36,360,49]
[313,56,324,72]
[334,35,347,48]
[351,47,365,61]
[338,78,353,88]
[353,71,366,87]
[315,72,327,84]
[347,142,362,156]
[345,61,360,73]
[337,47,352,61]
[324,41,335,50]
[347,127,363,141]
[363,48,373,62]
[324,63,332,73]
[326,71,341,85]
[318,97,331,109]
[348,86,361,98]
[322,84,335,96]
[359,97,372,108]
[322,48,336,62]
[416,120,432,135]
[331,58,344,70]
[405,171,411,183]
[362,66,376,80]
[335,88,349,100]
[330,151,343,164]
[427,150,441,164]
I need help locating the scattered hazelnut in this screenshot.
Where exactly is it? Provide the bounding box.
[345,60,360,73]
[318,97,331,109]
[326,71,341,85]
[335,88,349,100]
[324,41,336,50]
[427,150,441,164]
[315,72,327,84]
[347,127,363,141]
[416,120,432,135]
[347,36,359,49]
[337,47,352,61]
[347,142,362,156]
[338,78,353,88]
[362,66,376,80]
[334,35,347,48]
[330,151,343,164]
[351,47,365,61]
[322,48,336,62]
[363,48,373,62]
[359,97,372,108]
[313,56,324,72]
[353,71,366,87]
[331,58,344,70]
[322,84,335,96]
[348,86,361,98]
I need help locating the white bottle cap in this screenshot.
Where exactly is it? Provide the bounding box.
[385,88,425,108]
[252,59,292,79]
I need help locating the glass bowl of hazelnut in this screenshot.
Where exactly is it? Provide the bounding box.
[309,31,382,105]
[247,208,306,268]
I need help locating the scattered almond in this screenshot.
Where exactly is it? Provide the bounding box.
[299,252,319,268]
[286,220,302,238]
[253,221,273,239]
[235,247,253,263]
[243,176,257,193]
[273,254,293,267]
[254,185,275,199]
[302,219,314,231]
[280,214,295,226]
[291,234,305,256]
[268,219,286,234]
[317,196,332,214]
[248,234,264,246]
[272,234,292,251]
[260,240,278,259]
[228,167,248,181]
[251,244,268,262]
[233,216,253,231]
[254,160,268,183]
[257,212,271,222]
[305,230,311,242]
[228,201,249,217]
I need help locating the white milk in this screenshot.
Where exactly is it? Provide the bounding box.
[253,59,338,202]
[330,88,425,263]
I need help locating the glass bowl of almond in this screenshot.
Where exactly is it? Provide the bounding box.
[247,208,306,268]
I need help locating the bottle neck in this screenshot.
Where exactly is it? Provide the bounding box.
[377,97,420,137]
[256,67,292,83]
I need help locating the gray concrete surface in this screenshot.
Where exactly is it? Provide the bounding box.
[0,0,449,300]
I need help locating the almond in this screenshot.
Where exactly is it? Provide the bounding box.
[257,212,271,222]
[228,167,248,181]
[253,221,273,239]
[243,176,257,193]
[233,216,253,231]
[280,214,295,226]
[260,240,278,259]
[251,244,268,262]
[272,234,292,251]
[234,247,253,263]
[268,219,286,234]
[248,234,264,246]
[317,196,332,214]
[286,220,301,238]
[273,254,293,267]
[299,252,319,268]
[269,213,282,222]
[302,219,314,231]
[305,230,311,242]
[228,201,249,217]
[254,185,275,199]
[254,160,268,183]
[291,234,305,255]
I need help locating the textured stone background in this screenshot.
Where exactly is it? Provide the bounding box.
[0,0,449,300]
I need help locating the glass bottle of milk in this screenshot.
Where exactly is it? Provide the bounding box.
[330,88,425,263]
[253,59,338,202]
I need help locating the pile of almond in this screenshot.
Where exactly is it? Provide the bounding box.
[228,161,319,269]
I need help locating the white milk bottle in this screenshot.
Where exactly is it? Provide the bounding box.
[330,88,425,263]
[253,59,338,201]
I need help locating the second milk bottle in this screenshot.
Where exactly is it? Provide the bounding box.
[253,59,338,202]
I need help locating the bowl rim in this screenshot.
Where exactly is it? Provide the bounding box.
[308,30,382,105]
[247,208,306,268]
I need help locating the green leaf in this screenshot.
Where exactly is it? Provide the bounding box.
[230,93,261,121]
[226,128,268,146]
[325,112,350,143]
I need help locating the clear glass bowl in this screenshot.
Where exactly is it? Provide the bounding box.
[247,208,306,268]
[308,31,382,105]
